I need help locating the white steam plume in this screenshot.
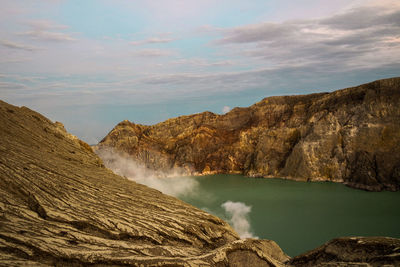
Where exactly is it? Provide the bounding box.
[221,201,258,239]
[95,147,199,198]
[222,106,231,114]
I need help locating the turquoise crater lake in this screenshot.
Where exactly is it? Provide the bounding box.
[179,174,400,257]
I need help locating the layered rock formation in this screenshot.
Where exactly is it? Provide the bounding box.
[98,77,400,191]
[0,100,288,266]
[1,99,400,266]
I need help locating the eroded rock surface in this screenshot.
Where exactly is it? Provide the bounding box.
[0,100,289,266]
[288,237,400,267]
[98,78,400,191]
[1,99,400,266]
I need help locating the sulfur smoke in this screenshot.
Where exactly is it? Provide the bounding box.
[222,106,231,114]
[95,147,199,198]
[222,201,258,239]
[95,148,258,238]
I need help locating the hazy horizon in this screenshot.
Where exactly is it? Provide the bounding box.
[1,0,399,143]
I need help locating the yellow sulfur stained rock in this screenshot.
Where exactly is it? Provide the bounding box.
[99,77,400,191]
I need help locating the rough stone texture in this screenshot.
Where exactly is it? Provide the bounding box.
[0,100,290,266]
[1,100,400,266]
[98,77,400,191]
[288,237,400,267]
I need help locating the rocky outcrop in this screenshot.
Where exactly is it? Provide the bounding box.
[98,77,400,191]
[288,237,400,267]
[0,100,289,266]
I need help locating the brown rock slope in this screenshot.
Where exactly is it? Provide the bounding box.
[0,100,289,266]
[99,77,400,191]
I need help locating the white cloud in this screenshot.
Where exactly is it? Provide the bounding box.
[0,57,32,64]
[20,31,76,42]
[0,81,28,90]
[130,37,174,46]
[363,0,400,9]
[0,39,39,51]
[19,20,76,42]
[171,58,234,67]
[28,19,69,30]
[133,48,174,57]
[21,31,76,41]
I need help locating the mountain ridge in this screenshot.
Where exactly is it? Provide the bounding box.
[98,77,400,191]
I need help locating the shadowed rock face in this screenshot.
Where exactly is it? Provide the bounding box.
[0,100,289,266]
[288,237,400,267]
[99,77,400,191]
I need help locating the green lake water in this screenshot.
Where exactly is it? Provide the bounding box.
[179,174,400,257]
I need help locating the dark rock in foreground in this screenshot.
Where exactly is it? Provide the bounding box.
[288,237,400,267]
[98,77,400,191]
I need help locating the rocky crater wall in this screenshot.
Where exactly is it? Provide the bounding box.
[1,99,399,266]
[99,78,400,191]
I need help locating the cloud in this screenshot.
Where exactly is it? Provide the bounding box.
[217,22,297,44]
[0,57,32,64]
[171,58,234,67]
[20,31,76,42]
[0,81,28,90]
[130,37,174,46]
[0,39,39,51]
[133,48,173,57]
[19,20,76,42]
[215,4,400,71]
[139,64,321,90]
[320,6,400,30]
[222,106,231,114]
[28,19,69,30]
[221,201,257,239]
[140,71,250,85]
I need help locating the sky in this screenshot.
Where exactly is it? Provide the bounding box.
[1,0,399,144]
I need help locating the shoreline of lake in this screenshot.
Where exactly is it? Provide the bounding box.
[179,174,400,256]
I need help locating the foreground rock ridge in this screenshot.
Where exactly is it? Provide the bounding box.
[0,100,289,266]
[99,77,400,191]
[1,100,399,266]
[288,237,400,267]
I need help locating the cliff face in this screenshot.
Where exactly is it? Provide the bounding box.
[0,100,288,266]
[99,77,400,191]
